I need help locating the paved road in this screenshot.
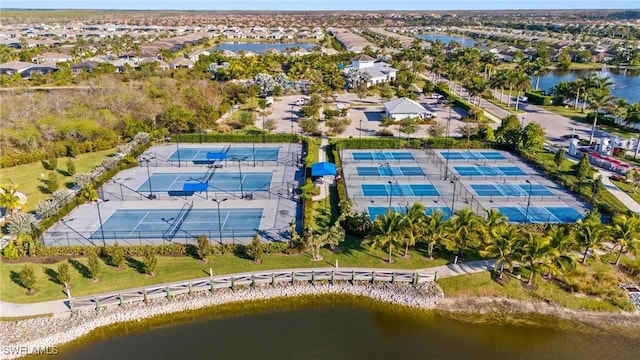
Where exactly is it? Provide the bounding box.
[0,260,494,317]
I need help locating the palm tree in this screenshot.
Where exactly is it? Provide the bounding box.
[490,70,510,103]
[611,214,640,266]
[571,78,586,110]
[401,203,426,257]
[365,210,406,263]
[587,89,614,143]
[519,233,560,285]
[544,226,578,275]
[0,184,22,218]
[511,72,532,111]
[575,216,608,263]
[447,207,481,260]
[578,72,601,112]
[479,208,508,246]
[612,98,629,126]
[480,224,521,279]
[423,210,449,259]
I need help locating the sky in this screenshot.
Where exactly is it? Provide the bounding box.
[1,0,638,11]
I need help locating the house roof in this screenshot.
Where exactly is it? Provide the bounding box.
[384,97,428,115]
[168,58,194,66]
[71,60,101,70]
[351,54,375,62]
[0,61,34,72]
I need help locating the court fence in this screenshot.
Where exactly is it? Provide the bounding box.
[69,268,437,311]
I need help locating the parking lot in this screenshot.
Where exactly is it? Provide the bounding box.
[266,93,476,138]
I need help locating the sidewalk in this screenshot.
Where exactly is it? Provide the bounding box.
[311,136,332,201]
[0,259,495,318]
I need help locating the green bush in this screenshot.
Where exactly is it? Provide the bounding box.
[244,234,264,262]
[525,91,553,106]
[176,132,301,144]
[19,266,37,291]
[142,246,158,275]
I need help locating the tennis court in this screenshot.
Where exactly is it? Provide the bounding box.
[352,151,415,161]
[442,151,506,160]
[495,206,583,223]
[137,172,273,193]
[368,206,452,220]
[471,184,555,197]
[90,208,264,240]
[454,166,527,177]
[361,183,439,197]
[356,166,425,176]
[168,147,280,162]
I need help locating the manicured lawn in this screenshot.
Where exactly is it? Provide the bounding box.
[438,269,631,312]
[0,238,449,303]
[0,149,116,212]
[313,186,339,231]
[609,179,640,204]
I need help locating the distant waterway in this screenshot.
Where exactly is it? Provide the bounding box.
[533,68,640,103]
[53,295,640,360]
[215,42,316,54]
[417,33,477,47]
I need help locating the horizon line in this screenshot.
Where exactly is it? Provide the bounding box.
[1,7,638,11]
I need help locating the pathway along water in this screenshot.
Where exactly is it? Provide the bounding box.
[48,295,640,360]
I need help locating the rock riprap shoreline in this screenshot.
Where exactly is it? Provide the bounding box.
[0,282,443,359]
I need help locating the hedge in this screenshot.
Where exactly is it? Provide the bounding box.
[175,132,302,144]
[525,91,553,106]
[331,137,490,150]
[32,242,290,258]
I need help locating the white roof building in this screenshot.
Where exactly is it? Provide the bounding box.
[383,97,434,121]
[343,54,397,87]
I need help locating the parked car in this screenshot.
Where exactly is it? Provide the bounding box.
[430,93,444,100]
[517,95,528,103]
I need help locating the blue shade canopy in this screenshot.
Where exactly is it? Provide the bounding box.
[206,152,227,160]
[183,183,208,192]
[311,162,337,176]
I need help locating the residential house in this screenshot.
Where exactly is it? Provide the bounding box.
[71,60,101,74]
[168,57,194,69]
[343,54,397,87]
[186,48,211,62]
[31,51,73,64]
[0,61,35,76]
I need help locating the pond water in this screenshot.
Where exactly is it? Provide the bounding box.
[533,67,640,103]
[54,295,640,360]
[417,34,477,47]
[215,42,316,54]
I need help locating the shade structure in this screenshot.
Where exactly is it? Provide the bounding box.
[183,183,208,192]
[311,162,337,176]
[206,152,227,160]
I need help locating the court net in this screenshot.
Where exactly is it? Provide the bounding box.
[163,201,193,241]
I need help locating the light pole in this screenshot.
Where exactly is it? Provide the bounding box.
[290,106,295,135]
[96,199,109,247]
[175,131,181,168]
[252,134,257,167]
[359,118,362,146]
[232,156,248,198]
[141,156,155,199]
[444,100,453,180]
[450,178,457,213]
[387,180,393,209]
[212,198,228,244]
[521,115,525,128]
[525,179,533,223]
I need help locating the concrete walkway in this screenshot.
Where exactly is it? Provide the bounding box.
[0,259,494,318]
[312,136,332,201]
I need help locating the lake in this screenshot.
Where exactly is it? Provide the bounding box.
[417,34,477,47]
[54,295,640,360]
[533,68,640,104]
[215,42,316,54]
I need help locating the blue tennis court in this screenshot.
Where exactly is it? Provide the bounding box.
[168,147,280,162]
[454,166,527,177]
[495,206,584,223]
[442,151,506,160]
[368,206,452,220]
[361,184,439,197]
[471,184,554,197]
[91,208,264,240]
[356,166,425,176]
[138,172,273,193]
[352,151,415,161]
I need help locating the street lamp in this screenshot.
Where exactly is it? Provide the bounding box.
[175,131,182,168]
[525,179,533,224]
[232,156,248,198]
[387,180,393,209]
[96,199,110,247]
[290,106,295,135]
[444,100,453,180]
[450,178,457,213]
[141,156,155,199]
[521,115,525,128]
[212,198,228,244]
[359,118,362,146]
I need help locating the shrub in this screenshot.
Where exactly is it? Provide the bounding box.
[47,172,59,193]
[109,242,125,269]
[86,249,101,280]
[196,235,210,261]
[46,154,58,170]
[142,246,157,275]
[245,234,264,262]
[66,159,76,176]
[57,262,71,288]
[525,91,553,106]
[19,265,36,292]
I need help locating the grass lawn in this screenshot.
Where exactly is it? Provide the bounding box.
[313,186,339,231]
[609,179,640,204]
[438,269,631,312]
[0,238,449,304]
[0,149,116,212]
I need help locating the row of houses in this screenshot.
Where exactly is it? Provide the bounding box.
[327,27,378,53]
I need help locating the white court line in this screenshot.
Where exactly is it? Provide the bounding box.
[130,212,151,234]
[220,211,230,231]
[166,174,183,191]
